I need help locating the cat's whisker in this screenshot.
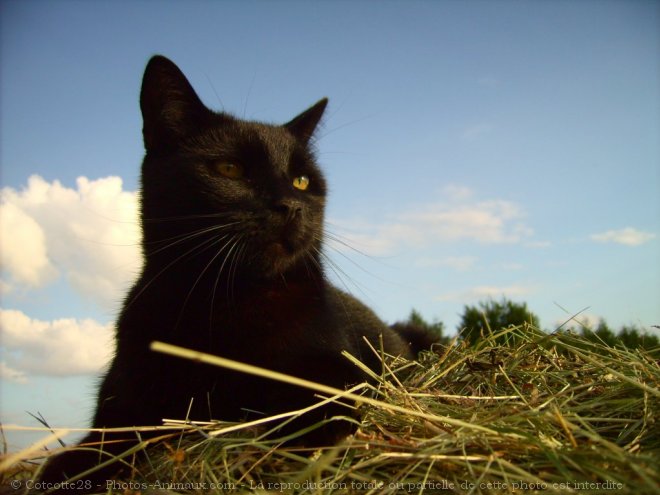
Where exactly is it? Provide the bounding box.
[143,211,239,223]
[310,246,364,299]
[301,252,314,280]
[125,233,231,311]
[322,228,377,260]
[209,235,247,329]
[306,247,365,359]
[147,222,242,256]
[176,233,244,330]
[302,250,325,292]
[326,253,373,302]
[318,230,395,288]
[227,238,247,306]
[321,242,388,284]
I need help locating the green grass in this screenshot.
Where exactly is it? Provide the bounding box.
[3,324,659,494]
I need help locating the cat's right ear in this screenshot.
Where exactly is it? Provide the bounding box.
[285,98,328,144]
[140,55,210,152]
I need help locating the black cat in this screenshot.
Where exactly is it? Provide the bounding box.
[38,55,430,488]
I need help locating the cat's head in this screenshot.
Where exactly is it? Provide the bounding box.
[139,55,328,279]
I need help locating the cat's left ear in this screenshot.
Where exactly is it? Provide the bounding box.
[284,98,328,143]
[140,55,211,152]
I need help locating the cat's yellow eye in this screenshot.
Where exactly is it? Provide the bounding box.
[293,175,310,191]
[216,163,244,180]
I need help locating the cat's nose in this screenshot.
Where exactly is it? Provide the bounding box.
[273,198,303,223]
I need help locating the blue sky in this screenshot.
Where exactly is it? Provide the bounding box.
[1,0,658,451]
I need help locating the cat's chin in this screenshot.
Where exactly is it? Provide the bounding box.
[255,241,308,278]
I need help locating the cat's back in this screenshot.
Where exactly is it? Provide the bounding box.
[323,285,414,361]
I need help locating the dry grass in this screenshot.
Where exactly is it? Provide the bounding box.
[2,324,659,494]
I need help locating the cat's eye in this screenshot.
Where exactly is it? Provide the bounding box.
[293,175,310,191]
[215,163,244,180]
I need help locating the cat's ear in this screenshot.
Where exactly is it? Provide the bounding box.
[284,98,328,143]
[140,55,211,152]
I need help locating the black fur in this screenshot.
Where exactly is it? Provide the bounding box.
[38,56,426,487]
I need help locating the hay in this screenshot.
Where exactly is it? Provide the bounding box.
[3,325,658,494]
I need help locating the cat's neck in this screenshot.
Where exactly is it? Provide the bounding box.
[138,245,325,300]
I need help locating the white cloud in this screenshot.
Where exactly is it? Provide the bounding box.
[439,184,474,202]
[437,284,535,302]
[590,227,656,247]
[554,312,602,331]
[0,309,113,379]
[414,256,478,271]
[524,240,552,249]
[325,221,402,257]
[0,175,141,309]
[0,202,57,287]
[398,200,531,244]
[331,189,533,256]
[498,262,524,271]
[0,361,28,384]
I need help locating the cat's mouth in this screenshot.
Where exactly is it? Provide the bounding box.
[268,240,295,256]
[242,213,316,276]
[268,233,308,258]
[255,229,312,275]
